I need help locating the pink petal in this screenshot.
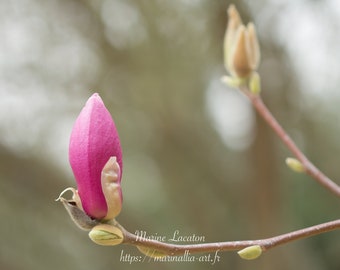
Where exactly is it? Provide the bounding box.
[69,93,122,219]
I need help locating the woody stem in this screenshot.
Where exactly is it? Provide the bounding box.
[241,87,340,198]
[120,219,340,255]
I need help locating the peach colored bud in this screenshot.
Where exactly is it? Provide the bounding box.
[224,5,260,78]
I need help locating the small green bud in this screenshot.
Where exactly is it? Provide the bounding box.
[89,224,124,246]
[137,246,167,258]
[249,72,261,94]
[238,245,262,260]
[221,75,246,88]
[286,157,305,173]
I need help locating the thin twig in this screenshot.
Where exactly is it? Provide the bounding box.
[240,87,340,197]
[120,219,340,255]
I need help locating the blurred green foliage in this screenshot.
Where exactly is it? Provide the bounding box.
[0,0,340,270]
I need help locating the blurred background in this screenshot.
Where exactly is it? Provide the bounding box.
[1,0,340,269]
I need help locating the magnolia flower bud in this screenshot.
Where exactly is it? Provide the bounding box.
[68,93,123,220]
[58,93,123,225]
[224,5,260,78]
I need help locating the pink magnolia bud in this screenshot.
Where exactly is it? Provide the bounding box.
[69,93,123,220]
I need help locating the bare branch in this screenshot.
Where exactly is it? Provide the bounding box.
[241,87,340,197]
[120,219,340,256]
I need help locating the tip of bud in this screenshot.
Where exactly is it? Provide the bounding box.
[238,245,262,260]
[286,158,305,173]
[227,4,240,20]
[89,224,124,246]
